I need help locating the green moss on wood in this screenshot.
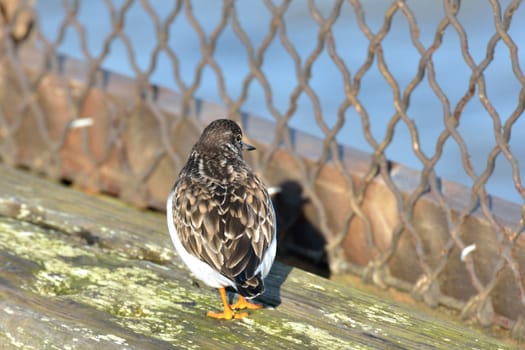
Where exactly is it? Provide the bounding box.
[0,165,519,349]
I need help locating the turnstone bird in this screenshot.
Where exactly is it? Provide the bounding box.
[166,119,277,320]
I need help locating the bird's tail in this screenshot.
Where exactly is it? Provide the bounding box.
[235,273,264,299]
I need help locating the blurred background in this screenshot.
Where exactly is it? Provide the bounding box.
[36,0,525,204]
[1,0,524,338]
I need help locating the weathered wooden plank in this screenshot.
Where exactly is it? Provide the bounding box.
[0,165,518,349]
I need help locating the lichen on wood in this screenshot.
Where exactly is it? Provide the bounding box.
[0,165,518,349]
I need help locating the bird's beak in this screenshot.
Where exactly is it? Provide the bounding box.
[242,142,256,151]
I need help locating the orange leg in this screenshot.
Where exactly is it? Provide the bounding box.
[231,295,263,310]
[207,287,248,320]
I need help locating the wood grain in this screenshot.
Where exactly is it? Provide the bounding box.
[0,165,517,349]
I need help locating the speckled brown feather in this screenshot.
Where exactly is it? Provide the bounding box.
[170,119,275,297]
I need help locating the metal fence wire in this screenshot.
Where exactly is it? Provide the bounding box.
[0,0,524,339]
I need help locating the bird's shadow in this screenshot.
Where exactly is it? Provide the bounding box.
[272,180,329,276]
[248,180,328,308]
[255,262,292,308]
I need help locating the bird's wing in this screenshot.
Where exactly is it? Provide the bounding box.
[172,174,275,282]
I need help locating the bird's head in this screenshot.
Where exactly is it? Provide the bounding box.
[197,119,256,158]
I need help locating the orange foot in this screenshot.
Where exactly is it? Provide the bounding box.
[207,310,248,320]
[231,295,263,310]
[206,287,250,320]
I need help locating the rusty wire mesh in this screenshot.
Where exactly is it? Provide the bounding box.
[0,0,524,338]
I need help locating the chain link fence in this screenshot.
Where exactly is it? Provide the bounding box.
[0,0,524,340]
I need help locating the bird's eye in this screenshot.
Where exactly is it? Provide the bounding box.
[235,134,242,144]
